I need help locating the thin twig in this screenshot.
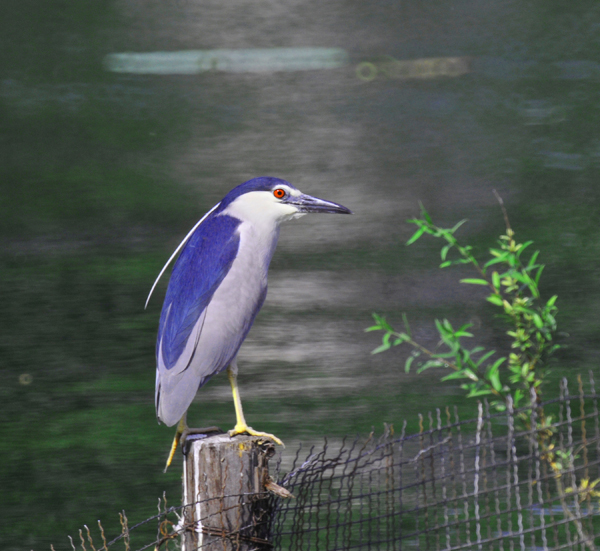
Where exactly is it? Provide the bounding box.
[493,189,512,234]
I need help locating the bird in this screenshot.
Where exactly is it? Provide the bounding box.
[146,176,352,470]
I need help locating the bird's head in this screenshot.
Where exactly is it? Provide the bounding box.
[219,177,352,224]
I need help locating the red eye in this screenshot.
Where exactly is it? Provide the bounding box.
[273,188,286,199]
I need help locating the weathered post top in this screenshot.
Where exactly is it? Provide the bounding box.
[181,434,276,551]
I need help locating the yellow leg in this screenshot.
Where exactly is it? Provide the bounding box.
[227,363,284,447]
[164,414,187,473]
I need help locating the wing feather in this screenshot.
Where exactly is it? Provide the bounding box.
[157,213,241,371]
[145,202,221,309]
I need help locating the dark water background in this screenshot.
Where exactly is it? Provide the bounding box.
[3,0,600,547]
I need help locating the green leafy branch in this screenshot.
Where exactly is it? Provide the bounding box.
[367,197,559,414]
[366,200,600,545]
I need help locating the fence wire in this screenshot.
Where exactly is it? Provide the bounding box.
[56,374,600,551]
[271,375,600,550]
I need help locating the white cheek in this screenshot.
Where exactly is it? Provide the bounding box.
[222,191,299,225]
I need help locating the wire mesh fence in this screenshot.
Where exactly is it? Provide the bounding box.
[272,374,600,550]
[55,374,600,550]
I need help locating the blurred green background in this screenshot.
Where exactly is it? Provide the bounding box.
[2,0,600,548]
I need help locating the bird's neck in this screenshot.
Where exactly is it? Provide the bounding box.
[236,218,281,272]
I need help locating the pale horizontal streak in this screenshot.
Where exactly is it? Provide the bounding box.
[104,48,349,74]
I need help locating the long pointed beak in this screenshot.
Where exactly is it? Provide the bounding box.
[289,194,353,214]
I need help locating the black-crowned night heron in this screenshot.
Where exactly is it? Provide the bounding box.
[146,177,352,469]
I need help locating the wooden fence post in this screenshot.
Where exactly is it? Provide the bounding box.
[181,433,276,550]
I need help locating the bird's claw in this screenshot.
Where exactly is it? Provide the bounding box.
[229,425,285,447]
[164,422,224,472]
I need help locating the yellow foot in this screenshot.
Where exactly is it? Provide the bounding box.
[164,429,183,473]
[163,424,223,473]
[228,424,285,447]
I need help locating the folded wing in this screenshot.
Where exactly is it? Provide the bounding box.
[155,213,241,424]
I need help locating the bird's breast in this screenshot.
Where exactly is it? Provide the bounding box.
[200,220,280,349]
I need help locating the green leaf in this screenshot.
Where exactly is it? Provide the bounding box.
[484,256,506,269]
[419,202,433,224]
[508,363,522,374]
[514,389,524,407]
[450,219,468,234]
[460,278,489,285]
[443,318,457,333]
[435,318,452,336]
[440,243,452,261]
[372,342,391,355]
[516,241,534,257]
[371,313,393,332]
[535,265,545,285]
[512,304,536,316]
[416,359,444,373]
[462,368,479,381]
[466,388,493,398]
[440,261,453,268]
[532,313,544,329]
[491,271,500,290]
[456,322,473,333]
[485,250,510,263]
[546,295,558,307]
[486,359,504,392]
[406,227,426,246]
[489,373,502,392]
[486,294,504,306]
[441,370,470,381]
[370,313,382,325]
[508,271,527,284]
[442,368,479,382]
[491,357,506,370]
[475,349,496,367]
[405,354,416,373]
[527,250,540,269]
